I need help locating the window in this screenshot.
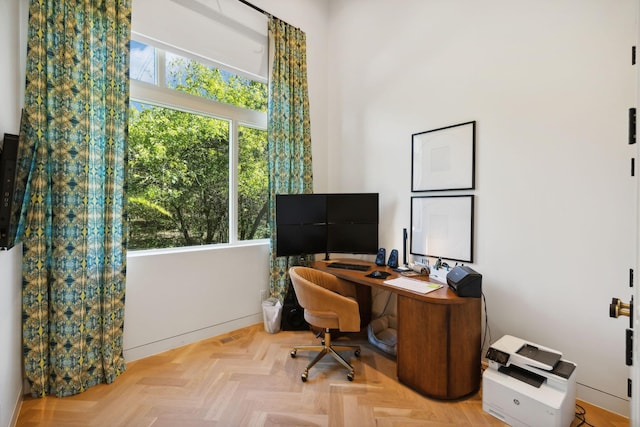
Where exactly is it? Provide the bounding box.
[128,40,268,250]
[238,125,269,241]
[130,40,156,84]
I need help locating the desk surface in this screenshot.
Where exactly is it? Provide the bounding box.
[311,259,467,305]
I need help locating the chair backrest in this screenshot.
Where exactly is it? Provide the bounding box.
[289,266,360,332]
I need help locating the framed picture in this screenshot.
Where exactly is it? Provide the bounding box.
[411,121,475,192]
[410,195,474,263]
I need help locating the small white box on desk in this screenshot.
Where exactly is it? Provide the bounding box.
[428,267,448,283]
[482,335,576,427]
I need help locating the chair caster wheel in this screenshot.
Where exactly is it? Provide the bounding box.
[354,349,361,358]
[301,371,308,382]
[347,371,354,381]
[290,349,297,358]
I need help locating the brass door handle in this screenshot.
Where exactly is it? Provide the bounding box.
[610,297,633,321]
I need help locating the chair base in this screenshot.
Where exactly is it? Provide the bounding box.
[290,328,360,382]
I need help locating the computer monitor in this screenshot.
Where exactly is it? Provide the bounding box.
[275,193,326,225]
[275,224,327,256]
[326,193,378,224]
[326,193,378,255]
[275,194,326,257]
[275,193,379,258]
[326,223,378,254]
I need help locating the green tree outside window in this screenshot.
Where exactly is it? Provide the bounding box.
[128,50,268,249]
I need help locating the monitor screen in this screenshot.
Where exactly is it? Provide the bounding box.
[276,224,327,256]
[327,193,379,224]
[275,193,379,257]
[276,194,326,225]
[326,223,378,254]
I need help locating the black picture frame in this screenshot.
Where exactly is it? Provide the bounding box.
[410,195,474,263]
[411,121,476,192]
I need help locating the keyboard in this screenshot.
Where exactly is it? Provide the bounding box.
[327,262,370,271]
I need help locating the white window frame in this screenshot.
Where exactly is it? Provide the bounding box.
[129,38,268,250]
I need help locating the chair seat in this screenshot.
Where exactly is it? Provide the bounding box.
[303,300,357,330]
[304,310,340,330]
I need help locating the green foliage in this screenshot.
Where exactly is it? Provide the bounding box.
[128,57,268,249]
[238,126,269,240]
[168,58,267,112]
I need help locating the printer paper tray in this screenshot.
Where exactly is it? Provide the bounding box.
[498,364,545,388]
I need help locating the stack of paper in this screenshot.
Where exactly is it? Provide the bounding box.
[383,277,443,294]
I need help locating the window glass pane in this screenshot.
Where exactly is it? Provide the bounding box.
[238,126,268,240]
[165,52,267,112]
[128,40,268,251]
[128,103,230,249]
[130,40,156,84]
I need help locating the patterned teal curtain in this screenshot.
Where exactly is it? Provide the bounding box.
[267,18,313,301]
[13,0,130,398]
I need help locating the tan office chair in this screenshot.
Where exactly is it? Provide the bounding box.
[288,266,361,382]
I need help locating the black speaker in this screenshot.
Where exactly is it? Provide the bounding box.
[375,248,386,266]
[387,249,399,268]
[0,133,19,249]
[281,282,309,331]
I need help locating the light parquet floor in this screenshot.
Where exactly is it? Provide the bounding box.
[16,324,628,427]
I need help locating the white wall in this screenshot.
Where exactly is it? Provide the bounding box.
[0,1,23,135]
[0,246,23,427]
[327,0,636,416]
[124,243,271,360]
[0,0,26,425]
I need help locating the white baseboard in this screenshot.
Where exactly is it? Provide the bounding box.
[123,313,263,362]
[9,389,23,427]
[576,382,630,418]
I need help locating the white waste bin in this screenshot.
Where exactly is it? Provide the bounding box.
[262,297,282,333]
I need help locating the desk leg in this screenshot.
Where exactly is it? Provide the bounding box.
[355,285,372,328]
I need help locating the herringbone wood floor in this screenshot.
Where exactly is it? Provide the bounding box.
[16,324,628,427]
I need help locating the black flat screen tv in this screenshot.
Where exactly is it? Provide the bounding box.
[275,193,379,259]
[0,133,19,249]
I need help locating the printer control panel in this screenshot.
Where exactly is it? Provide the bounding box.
[486,347,510,365]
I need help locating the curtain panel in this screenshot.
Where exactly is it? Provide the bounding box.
[14,0,130,397]
[267,17,313,301]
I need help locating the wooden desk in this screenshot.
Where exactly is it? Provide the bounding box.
[311,259,481,400]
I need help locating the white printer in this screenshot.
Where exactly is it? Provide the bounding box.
[482,335,577,427]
